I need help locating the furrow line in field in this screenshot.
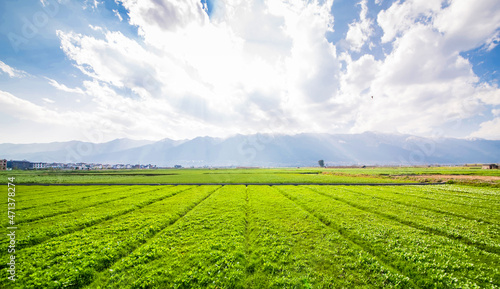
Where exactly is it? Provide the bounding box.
[382,187,497,210]
[16,186,96,198]
[0,186,191,253]
[433,192,500,203]
[17,192,131,220]
[423,185,500,203]
[17,186,158,224]
[18,186,135,211]
[279,186,500,287]
[19,188,125,210]
[0,186,218,288]
[378,186,500,212]
[360,187,497,225]
[435,186,500,199]
[243,186,251,284]
[20,186,112,203]
[273,186,421,289]
[348,185,500,211]
[309,186,500,255]
[84,186,221,288]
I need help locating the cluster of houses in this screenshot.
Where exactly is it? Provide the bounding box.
[1,158,499,171]
[0,159,157,170]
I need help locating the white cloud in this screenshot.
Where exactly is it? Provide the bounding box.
[345,0,373,52]
[0,61,27,78]
[113,9,123,21]
[376,25,475,86]
[54,0,339,139]
[340,53,381,98]
[57,30,162,91]
[338,0,500,139]
[121,0,208,39]
[46,77,85,94]
[341,5,500,137]
[83,0,102,10]
[21,0,498,141]
[470,117,500,140]
[42,98,55,103]
[88,24,103,31]
[475,83,500,105]
[483,32,500,51]
[434,0,500,52]
[377,0,441,43]
[378,0,500,52]
[0,90,73,126]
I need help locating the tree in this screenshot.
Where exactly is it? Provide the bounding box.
[318,160,325,167]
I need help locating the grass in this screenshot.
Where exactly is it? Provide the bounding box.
[1,166,499,186]
[1,181,499,288]
[323,166,500,177]
[0,168,441,184]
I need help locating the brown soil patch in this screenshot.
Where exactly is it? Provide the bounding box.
[397,174,500,182]
[322,171,378,178]
[321,171,500,185]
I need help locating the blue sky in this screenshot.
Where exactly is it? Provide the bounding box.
[0,0,499,143]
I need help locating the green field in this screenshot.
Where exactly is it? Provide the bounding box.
[0,168,407,185]
[1,166,499,186]
[1,179,499,288]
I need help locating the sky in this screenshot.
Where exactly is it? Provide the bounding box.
[0,0,499,144]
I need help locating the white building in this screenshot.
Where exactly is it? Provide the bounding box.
[32,162,47,169]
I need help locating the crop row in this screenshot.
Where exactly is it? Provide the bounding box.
[391,185,500,209]
[87,185,248,288]
[0,186,184,254]
[88,185,413,288]
[0,186,110,224]
[308,186,500,254]
[435,184,500,198]
[0,185,219,289]
[18,186,112,203]
[357,186,500,224]
[244,185,410,288]
[276,186,500,288]
[2,184,498,288]
[12,186,157,224]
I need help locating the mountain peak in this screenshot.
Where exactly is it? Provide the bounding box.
[1,133,498,166]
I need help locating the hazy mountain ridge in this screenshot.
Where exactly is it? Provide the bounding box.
[1,133,499,166]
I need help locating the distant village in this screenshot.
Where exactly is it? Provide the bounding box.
[0,159,164,171]
[1,158,498,171]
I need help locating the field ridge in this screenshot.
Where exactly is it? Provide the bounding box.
[0,186,193,254]
[307,186,500,255]
[17,186,154,224]
[362,187,498,225]
[84,185,222,288]
[272,186,421,288]
[242,186,252,284]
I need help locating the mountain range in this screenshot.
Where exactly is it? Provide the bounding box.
[1,133,499,167]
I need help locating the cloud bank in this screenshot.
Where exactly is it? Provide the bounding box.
[1,0,499,142]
